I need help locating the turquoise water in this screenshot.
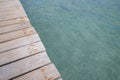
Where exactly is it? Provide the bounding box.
[20,0,120,80]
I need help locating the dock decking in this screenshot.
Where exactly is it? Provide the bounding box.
[0,0,62,80]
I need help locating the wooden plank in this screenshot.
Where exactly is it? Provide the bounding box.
[0,1,18,5]
[13,64,61,80]
[0,34,40,53]
[0,0,17,2]
[0,1,27,17]
[0,41,45,66]
[0,17,29,27]
[0,0,15,1]
[0,7,26,17]
[0,27,36,43]
[0,2,22,11]
[0,8,26,21]
[0,52,51,80]
[0,21,32,34]
[0,0,8,1]
[0,0,19,6]
[0,1,23,12]
[0,5,23,12]
[0,10,20,17]
[0,12,26,22]
[0,5,21,12]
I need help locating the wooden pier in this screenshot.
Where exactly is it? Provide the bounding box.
[0,0,62,80]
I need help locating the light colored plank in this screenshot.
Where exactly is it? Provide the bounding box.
[0,0,9,1]
[0,1,27,17]
[0,12,26,22]
[0,0,19,6]
[0,9,20,17]
[0,27,36,43]
[0,17,29,27]
[0,5,21,12]
[0,6,27,18]
[0,1,23,14]
[0,21,32,34]
[0,0,22,11]
[13,63,61,80]
[0,52,51,80]
[0,7,27,21]
[0,34,40,53]
[0,0,17,2]
[0,1,17,5]
[0,5,23,12]
[0,41,45,66]
[0,7,26,17]
[0,0,22,7]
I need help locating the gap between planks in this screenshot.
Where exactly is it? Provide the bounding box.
[0,21,32,34]
[0,6,27,21]
[0,34,40,53]
[0,17,29,27]
[0,52,51,80]
[12,63,61,80]
[0,27,36,43]
[0,41,46,66]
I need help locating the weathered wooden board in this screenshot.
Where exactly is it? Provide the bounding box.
[0,21,32,34]
[0,9,26,21]
[0,5,21,12]
[0,12,26,21]
[0,10,19,18]
[0,2,24,12]
[0,0,23,12]
[0,17,29,27]
[0,41,45,66]
[0,0,13,1]
[0,0,19,7]
[0,34,40,53]
[0,6,22,14]
[0,27,36,43]
[0,52,51,80]
[0,0,17,3]
[0,7,27,21]
[0,7,26,17]
[0,0,18,5]
[13,63,60,80]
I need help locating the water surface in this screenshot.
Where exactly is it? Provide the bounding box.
[20,0,120,80]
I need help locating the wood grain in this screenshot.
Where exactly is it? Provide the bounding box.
[0,17,29,27]
[0,0,20,7]
[0,34,40,53]
[0,52,51,80]
[13,63,60,80]
[0,27,36,43]
[0,41,45,66]
[0,21,32,34]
